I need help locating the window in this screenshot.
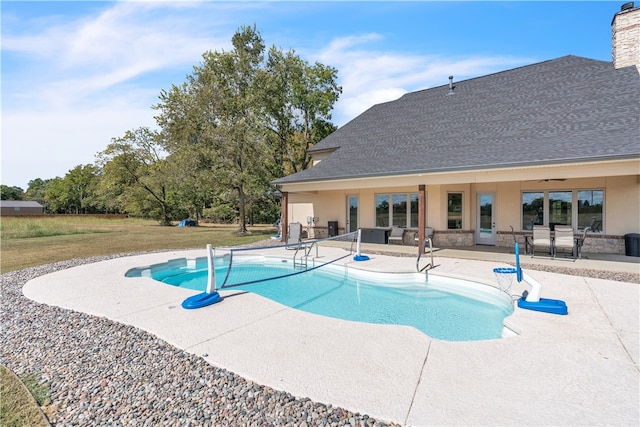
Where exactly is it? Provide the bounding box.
[549,191,572,229]
[375,193,420,228]
[577,190,603,232]
[392,194,406,227]
[447,193,462,229]
[375,195,389,227]
[521,190,604,232]
[410,193,419,228]
[522,192,544,230]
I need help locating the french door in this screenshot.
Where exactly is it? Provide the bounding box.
[346,195,359,232]
[477,193,496,245]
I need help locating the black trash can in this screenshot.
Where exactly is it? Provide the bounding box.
[624,233,640,257]
[328,221,338,237]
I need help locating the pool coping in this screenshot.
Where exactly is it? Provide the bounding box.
[22,248,640,426]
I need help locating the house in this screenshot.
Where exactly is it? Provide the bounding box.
[274,3,640,254]
[0,200,44,216]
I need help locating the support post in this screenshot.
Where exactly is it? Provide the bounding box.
[353,229,370,261]
[206,244,216,293]
[181,244,222,309]
[418,185,426,248]
[281,191,289,243]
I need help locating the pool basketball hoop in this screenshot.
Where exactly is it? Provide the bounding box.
[493,267,517,291]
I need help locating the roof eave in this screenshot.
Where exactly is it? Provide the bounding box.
[274,154,640,186]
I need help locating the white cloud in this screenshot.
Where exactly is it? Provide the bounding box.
[4,2,229,110]
[61,3,217,70]
[2,2,236,188]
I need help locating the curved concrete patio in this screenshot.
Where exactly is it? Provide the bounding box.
[22,248,639,426]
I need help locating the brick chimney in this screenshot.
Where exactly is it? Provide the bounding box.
[612,2,640,69]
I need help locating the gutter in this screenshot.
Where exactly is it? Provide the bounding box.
[272,154,640,186]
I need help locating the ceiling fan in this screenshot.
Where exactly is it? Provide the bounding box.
[537,178,567,182]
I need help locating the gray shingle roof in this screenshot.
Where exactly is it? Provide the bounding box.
[275,56,640,184]
[0,201,43,208]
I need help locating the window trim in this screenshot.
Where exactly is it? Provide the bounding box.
[374,192,421,228]
[447,192,463,230]
[521,189,604,233]
[576,189,604,233]
[548,190,573,228]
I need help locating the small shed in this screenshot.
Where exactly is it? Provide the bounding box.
[0,200,44,216]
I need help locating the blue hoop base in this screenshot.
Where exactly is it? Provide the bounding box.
[353,255,370,261]
[518,297,568,315]
[182,292,222,309]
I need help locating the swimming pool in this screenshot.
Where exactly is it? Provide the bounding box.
[126,256,514,341]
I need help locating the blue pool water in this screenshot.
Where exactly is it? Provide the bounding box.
[127,257,514,341]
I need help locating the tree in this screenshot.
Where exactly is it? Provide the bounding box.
[97,127,174,224]
[260,47,341,178]
[25,178,51,208]
[154,25,341,230]
[45,177,69,213]
[0,185,24,200]
[164,150,216,222]
[66,164,100,214]
[156,25,269,233]
[42,165,101,214]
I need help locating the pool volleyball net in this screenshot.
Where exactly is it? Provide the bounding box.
[216,230,360,289]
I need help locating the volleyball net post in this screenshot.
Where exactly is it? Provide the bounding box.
[353,229,370,261]
[206,243,216,293]
[181,243,221,309]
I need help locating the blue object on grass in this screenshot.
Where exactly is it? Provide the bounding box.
[517,297,568,315]
[182,291,221,309]
[177,219,197,227]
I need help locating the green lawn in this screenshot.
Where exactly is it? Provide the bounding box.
[0,216,277,273]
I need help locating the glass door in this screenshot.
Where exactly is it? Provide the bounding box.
[477,193,495,245]
[347,195,358,232]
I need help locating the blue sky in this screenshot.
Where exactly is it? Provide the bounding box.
[1,1,623,190]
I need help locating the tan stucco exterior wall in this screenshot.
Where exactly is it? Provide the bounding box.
[605,175,640,235]
[288,176,638,235]
[288,191,342,237]
[282,164,640,253]
[427,185,442,230]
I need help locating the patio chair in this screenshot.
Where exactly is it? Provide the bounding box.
[575,226,591,259]
[554,225,576,259]
[531,225,552,258]
[388,226,405,245]
[589,217,602,233]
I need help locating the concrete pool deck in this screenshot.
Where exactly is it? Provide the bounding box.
[22,246,639,426]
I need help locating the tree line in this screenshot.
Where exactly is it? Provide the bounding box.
[2,26,341,230]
